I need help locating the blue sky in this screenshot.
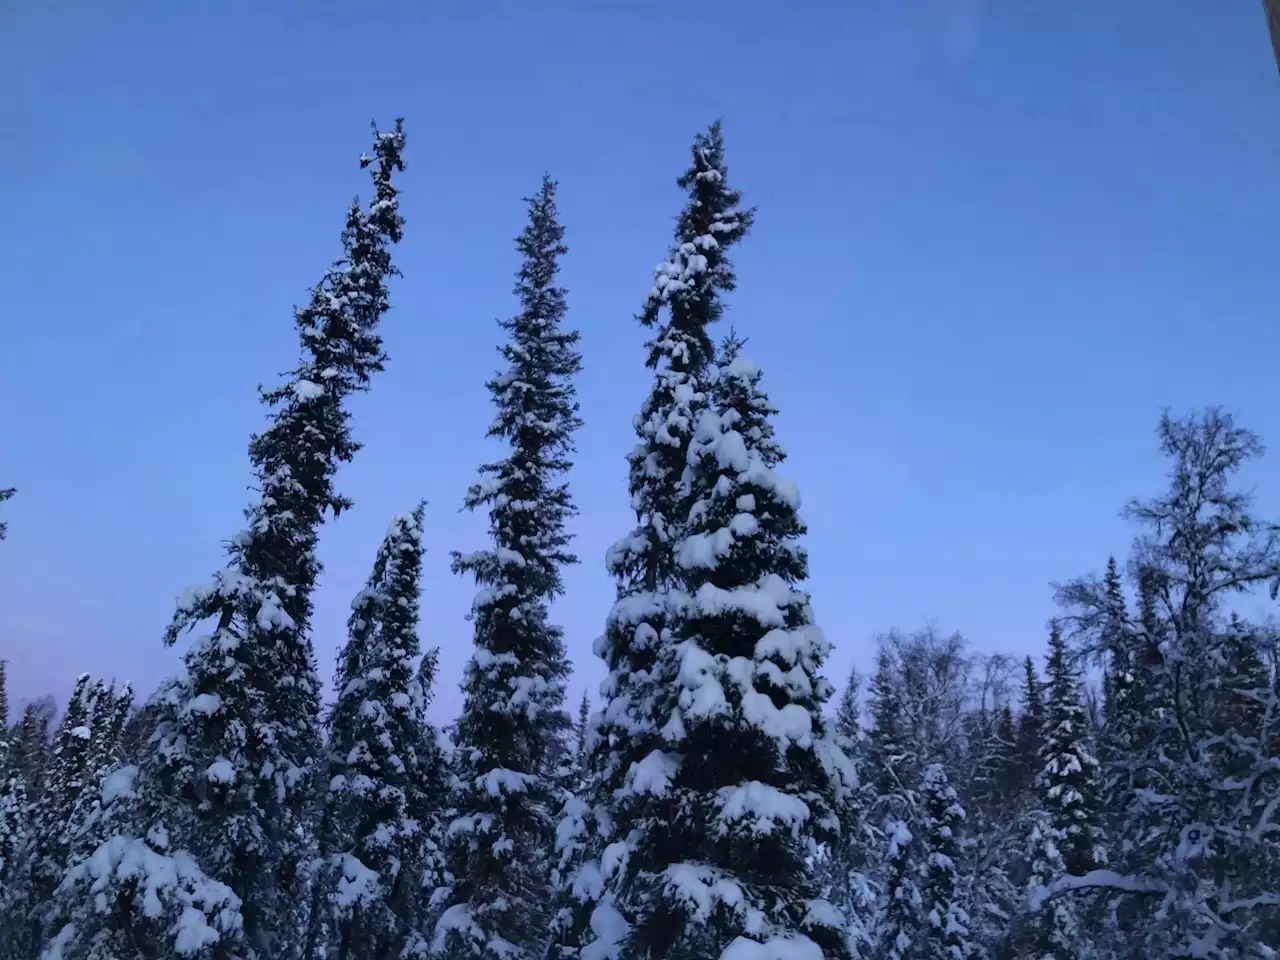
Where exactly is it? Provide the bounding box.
[2,1,1279,722]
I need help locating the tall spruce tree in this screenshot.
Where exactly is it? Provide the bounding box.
[27,676,99,946]
[0,659,26,921]
[1017,625,1105,960]
[820,668,878,958]
[916,763,971,960]
[1013,658,1044,798]
[407,647,448,912]
[1021,809,1081,960]
[0,764,30,958]
[62,682,133,870]
[12,700,54,799]
[868,646,909,807]
[835,666,863,752]
[310,506,439,960]
[44,119,408,960]
[1037,624,1104,878]
[1093,556,1140,826]
[877,816,921,960]
[434,176,582,960]
[560,126,754,960]
[604,336,855,959]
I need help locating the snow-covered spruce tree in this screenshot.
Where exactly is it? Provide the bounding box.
[835,666,862,752]
[819,642,878,954]
[553,122,753,960]
[12,700,54,798]
[41,764,244,960]
[916,763,971,960]
[867,646,910,808]
[1095,556,1141,831]
[1012,658,1043,800]
[1097,559,1131,728]
[875,817,921,960]
[1015,625,1105,960]
[572,692,591,784]
[1036,624,1104,879]
[27,676,100,944]
[962,702,1022,958]
[0,659,29,949]
[45,119,409,960]
[0,770,32,957]
[1019,810,1080,960]
[62,682,134,869]
[434,176,582,960]
[4,695,56,956]
[544,692,597,960]
[407,647,449,910]
[309,505,440,960]
[607,338,856,959]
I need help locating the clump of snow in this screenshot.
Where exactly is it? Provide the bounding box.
[100,765,139,807]
[581,900,629,960]
[292,378,325,401]
[62,833,242,956]
[716,781,811,838]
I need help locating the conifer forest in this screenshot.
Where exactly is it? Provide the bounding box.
[1,117,1278,960]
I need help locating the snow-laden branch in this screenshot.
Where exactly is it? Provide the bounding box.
[1025,870,1167,913]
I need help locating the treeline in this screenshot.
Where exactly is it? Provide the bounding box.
[1,116,1278,960]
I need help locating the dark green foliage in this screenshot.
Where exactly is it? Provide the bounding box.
[310,506,442,960]
[1037,624,1105,877]
[438,176,582,960]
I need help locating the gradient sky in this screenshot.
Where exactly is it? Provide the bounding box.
[2,1,1279,724]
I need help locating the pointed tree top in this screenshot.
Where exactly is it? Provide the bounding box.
[638,121,756,373]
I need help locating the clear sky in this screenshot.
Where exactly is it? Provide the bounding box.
[2,1,1279,723]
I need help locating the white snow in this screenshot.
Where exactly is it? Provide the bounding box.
[627,750,678,797]
[186,693,222,716]
[101,765,139,807]
[292,378,325,401]
[716,781,811,838]
[580,900,629,960]
[66,834,241,955]
[475,767,533,797]
[205,760,236,784]
[335,853,382,907]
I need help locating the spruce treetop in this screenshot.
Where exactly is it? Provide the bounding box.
[457,175,583,599]
[835,665,863,752]
[639,121,754,374]
[608,122,755,600]
[313,505,434,960]
[133,118,409,960]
